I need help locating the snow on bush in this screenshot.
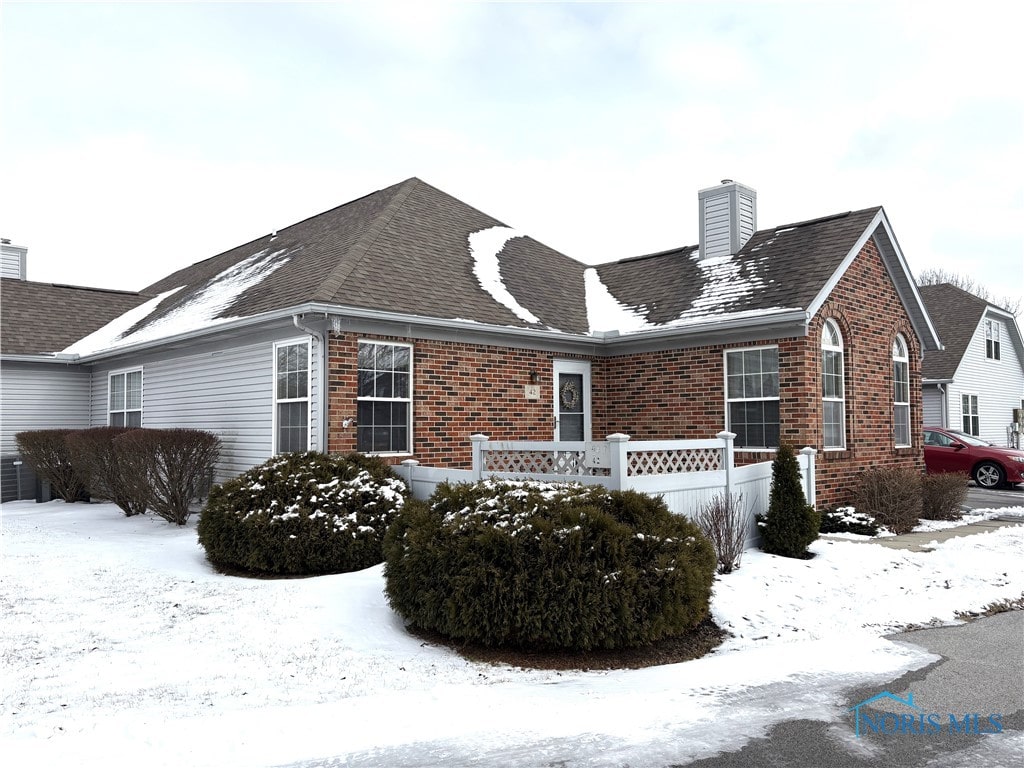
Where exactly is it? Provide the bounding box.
[819,506,880,536]
[198,451,407,575]
[384,478,716,651]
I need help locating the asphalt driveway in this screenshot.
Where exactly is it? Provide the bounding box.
[964,483,1024,515]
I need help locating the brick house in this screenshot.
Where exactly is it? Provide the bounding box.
[0,178,940,508]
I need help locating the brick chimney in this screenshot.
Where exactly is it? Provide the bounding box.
[1,239,27,280]
[698,180,756,260]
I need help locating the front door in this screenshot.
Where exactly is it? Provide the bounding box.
[553,360,591,441]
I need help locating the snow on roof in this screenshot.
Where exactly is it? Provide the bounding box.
[63,247,295,356]
[677,251,767,319]
[584,268,651,334]
[468,226,541,325]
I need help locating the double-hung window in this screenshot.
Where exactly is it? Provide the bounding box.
[985,319,1001,360]
[725,347,780,449]
[109,369,142,427]
[821,320,845,449]
[892,335,911,447]
[357,341,412,454]
[962,394,980,436]
[274,340,310,453]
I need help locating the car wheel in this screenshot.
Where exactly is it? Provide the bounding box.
[973,462,1005,489]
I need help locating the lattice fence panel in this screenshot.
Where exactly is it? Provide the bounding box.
[483,450,607,476]
[627,448,722,476]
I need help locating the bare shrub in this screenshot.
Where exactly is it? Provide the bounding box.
[694,492,751,573]
[920,472,968,520]
[67,427,148,516]
[115,429,221,525]
[853,467,922,535]
[14,429,86,502]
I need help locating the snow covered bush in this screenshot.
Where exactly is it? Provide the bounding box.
[920,472,968,520]
[116,429,221,525]
[384,479,716,652]
[758,443,820,558]
[819,506,880,536]
[67,427,148,516]
[693,492,751,574]
[198,451,407,575]
[853,466,921,534]
[14,429,87,502]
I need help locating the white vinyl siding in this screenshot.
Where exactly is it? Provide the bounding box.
[1,362,91,455]
[922,386,944,428]
[88,328,321,483]
[944,312,1024,445]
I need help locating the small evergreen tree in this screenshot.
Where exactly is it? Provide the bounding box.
[759,443,820,558]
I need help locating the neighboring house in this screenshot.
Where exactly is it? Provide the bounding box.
[919,283,1024,446]
[0,178,940,508]
[0,268,151,500]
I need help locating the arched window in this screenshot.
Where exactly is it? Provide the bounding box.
[893,335,911,447]
[822,319,845,449]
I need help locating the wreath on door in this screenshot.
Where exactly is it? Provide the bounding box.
[559,380,581,410]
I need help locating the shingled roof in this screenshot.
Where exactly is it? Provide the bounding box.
[27,177,938,358]
[125,178,590,342]
[594,208,883,325]
[918,283,994,380]
[0,279,149,355]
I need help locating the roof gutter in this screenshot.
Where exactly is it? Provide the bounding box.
[0,352,83,365]
[62,302,812,364]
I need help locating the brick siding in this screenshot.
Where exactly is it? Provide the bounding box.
[326,237,923,509]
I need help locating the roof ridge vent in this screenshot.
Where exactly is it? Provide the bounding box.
[698,180,757,260]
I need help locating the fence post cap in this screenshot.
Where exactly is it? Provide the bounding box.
[605,433,631,442]
[400,459,420,466]
[469,433,490,442]
[717,431,737,441]
[799,446,818,456]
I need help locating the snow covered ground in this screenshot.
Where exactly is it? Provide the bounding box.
[1,500,1021,767]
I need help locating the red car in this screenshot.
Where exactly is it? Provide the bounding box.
[923,427,1024,489]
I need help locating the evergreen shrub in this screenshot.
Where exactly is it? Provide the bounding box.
[14,429,87,502]
[854,466,921,534]
[384,479,716,651]
[198,451,407,575]
[67,427,148,516]
[116,428,221,525]
[758,443,821,558]
[920,472,968,520]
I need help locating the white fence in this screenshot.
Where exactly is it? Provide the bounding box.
[398,432,818,546]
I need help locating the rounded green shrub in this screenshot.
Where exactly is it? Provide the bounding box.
[198,451,407,576]
[384,479,716,651]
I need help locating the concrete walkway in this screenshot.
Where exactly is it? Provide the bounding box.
[860,516,1024,552]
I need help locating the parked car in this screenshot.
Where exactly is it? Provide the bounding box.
[923,427,1024,489]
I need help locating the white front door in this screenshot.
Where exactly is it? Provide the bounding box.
[553,360,591,441]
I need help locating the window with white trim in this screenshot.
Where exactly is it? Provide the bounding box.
[985,319,1001,360]
[962,393,980,436]
[274,340,310,453]
[892,335,910,447]
[357,341,412,454]
[109,369,142,427]
[725,347,779,449]
[822,320,845,449]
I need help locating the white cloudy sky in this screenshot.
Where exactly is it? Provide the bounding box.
[1,1,1021,307]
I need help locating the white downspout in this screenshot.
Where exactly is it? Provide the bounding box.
[293,313,329,453]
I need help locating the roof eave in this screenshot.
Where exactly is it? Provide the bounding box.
[806,209,942,352]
